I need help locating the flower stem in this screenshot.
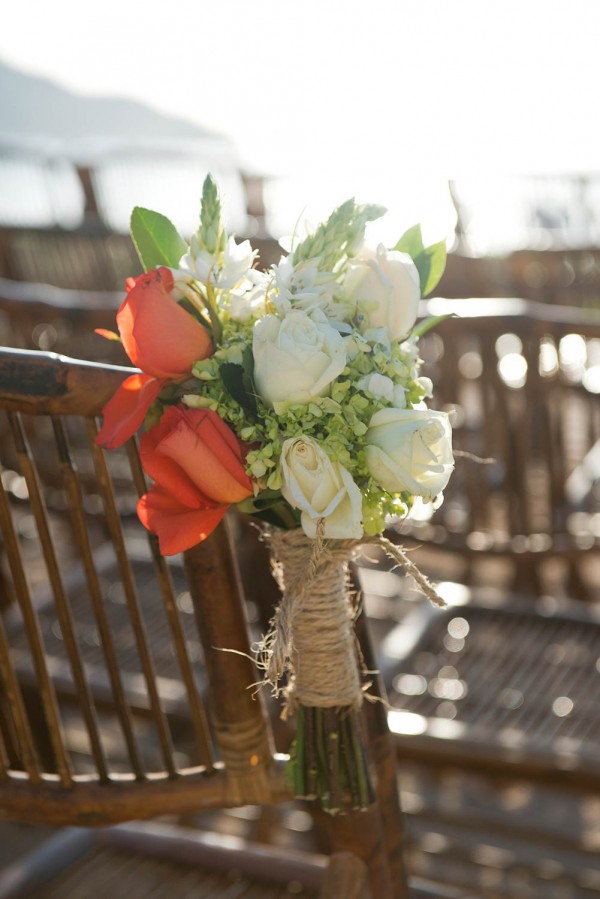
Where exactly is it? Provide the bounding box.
[287,704,374,814]
[304,706,318,799]
[294,706,306,798]
[341,710,360,806]
[205,281,223,345]
[325,708,341,813]
[314,707,330,812]
[349,708,373,808]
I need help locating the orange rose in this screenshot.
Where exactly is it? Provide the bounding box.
[97,267,212,449]
[137,406,253,555]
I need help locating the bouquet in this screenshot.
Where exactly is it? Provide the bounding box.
[97,175,453,812]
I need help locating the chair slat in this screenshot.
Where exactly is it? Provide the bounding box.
[51,417,145,780]
[85,419,177,778]
[0,717,9,778]
[0,612,41,782]
[8,412,110,781]
[0,427,72,785]
[125,439,215,769]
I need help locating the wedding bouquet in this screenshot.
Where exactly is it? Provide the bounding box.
[97,175,453,811]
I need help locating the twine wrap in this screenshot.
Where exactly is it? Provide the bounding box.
[258,525,445,716]
[261,525,363,714]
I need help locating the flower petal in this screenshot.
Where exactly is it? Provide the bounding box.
[158,413,252,504]
[137,486,227,555]
[140,409,209,510]
[96,374,166,449]
[118,267,212,378]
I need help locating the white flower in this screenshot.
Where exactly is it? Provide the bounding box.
[272,256,344,319]
[417,376,433,398]
[253,310,347,407]
[365,407,454,500]
[344,244,421,341]
[226,269,269,322]
[220,237,258,288]
[173,235,257,290]
[280,436,363,539]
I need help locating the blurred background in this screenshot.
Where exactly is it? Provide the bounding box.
[2,0,600,300]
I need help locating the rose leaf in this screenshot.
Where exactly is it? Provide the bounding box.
[130,207,188,271]
[219,362,257,419]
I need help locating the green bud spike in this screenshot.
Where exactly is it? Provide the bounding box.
[199,173,225,255]
[292,198,386,271]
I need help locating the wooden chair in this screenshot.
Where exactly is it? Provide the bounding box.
[350,299,600,891]
[0,276,122,361]
[0,226,141,291]
[378,299,600,782]
[0,347,438,899]
[396,298,600,598]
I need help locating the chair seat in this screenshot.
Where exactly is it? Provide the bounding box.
[0,822,323,898]
[380,595,600,782]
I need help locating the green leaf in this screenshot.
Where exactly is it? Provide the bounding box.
[219,362,257,419]
[236,496,299,529]
[393,224,425,259]
[412,313,452,338]
[241,345,256,399]
[237,489,282,513]
[416,240,447,296]
[130,207,188,271]
[393,226,447,296]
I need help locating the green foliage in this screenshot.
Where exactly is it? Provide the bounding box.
[412,313,452,338]
[130,207,188,271]
[219,353,257,420]
[198,174,226,255]
[292,198,386,271]
[393,223,424,260]
[394,224,447,296]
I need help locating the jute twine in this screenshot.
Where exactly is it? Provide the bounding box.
[258,522,445,716]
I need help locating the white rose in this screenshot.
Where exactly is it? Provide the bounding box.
[253,310,347,406]
[280,436,363,539]
[365,407,454,500]
[344,244,421,340]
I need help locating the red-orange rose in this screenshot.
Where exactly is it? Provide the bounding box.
[137,406,253,555]
[96,267,212,449]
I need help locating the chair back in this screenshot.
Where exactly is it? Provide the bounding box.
[400,299,600,597]
[0,347,282,827]
[0,277,123,362]
[0,227,141,290]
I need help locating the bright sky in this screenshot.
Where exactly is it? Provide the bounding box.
[2,0,600,244]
